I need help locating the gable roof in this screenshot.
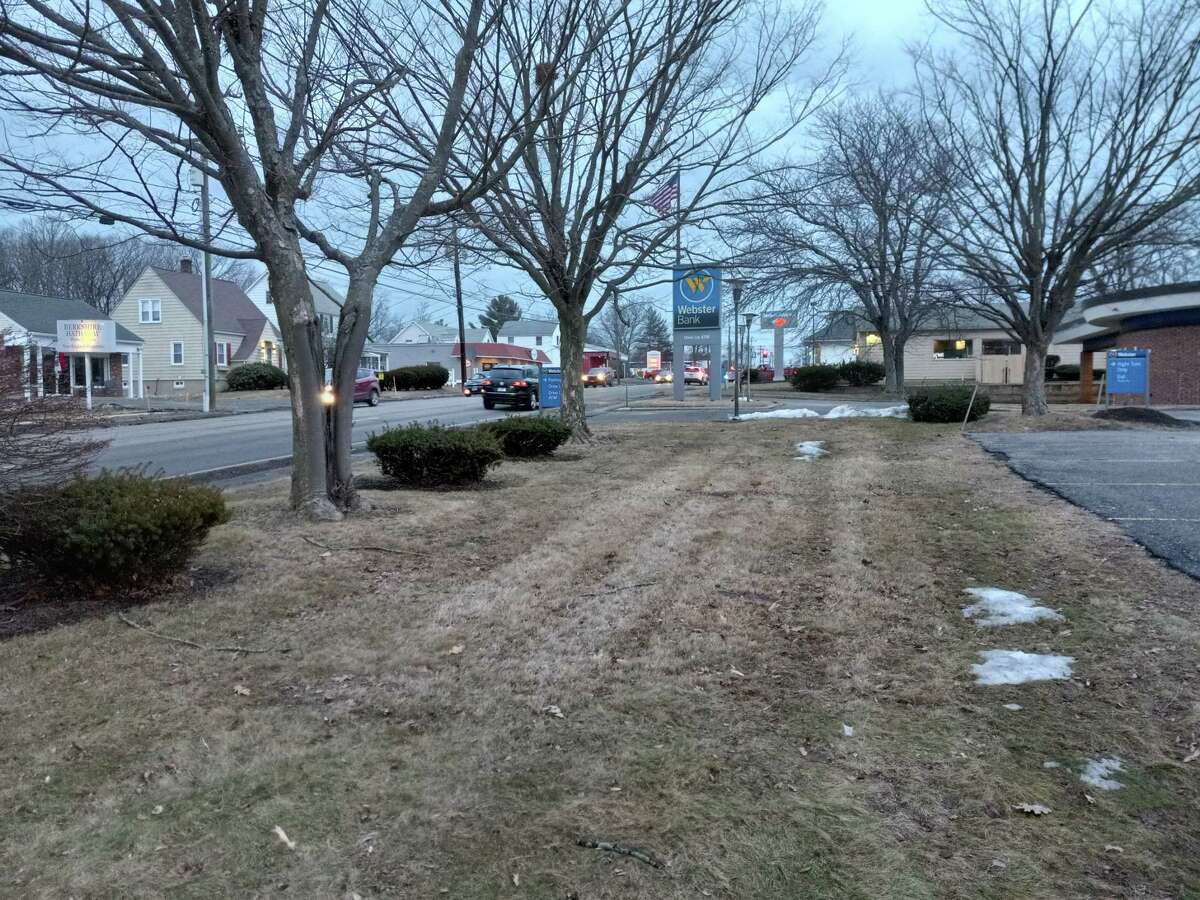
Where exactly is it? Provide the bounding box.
[450,341,551,363]
[0,289,142,343]
[150,266,266,335]
[498,317,557,338]
[810,305,1009,341]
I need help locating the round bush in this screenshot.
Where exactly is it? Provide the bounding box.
[225,362,288,391]
[906,385,991,423]
[366,423,503,486]
[1053,363,1081,381]
[839,360,885,387]
[1044,354,1061,380]
[0,472,229,587]
[383,364,450,391]
[479,417,573,457]
[789,365,840,392]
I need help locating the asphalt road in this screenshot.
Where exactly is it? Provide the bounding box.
[975,428,1200,579]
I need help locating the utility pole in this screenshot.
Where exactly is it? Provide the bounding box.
[729,278,744,418]
[191,165,215,413]
[451,224,468,389]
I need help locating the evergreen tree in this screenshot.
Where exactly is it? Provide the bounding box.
[479,295,522,340]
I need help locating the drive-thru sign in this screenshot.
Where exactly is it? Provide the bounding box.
[540,366,562,409]
[1106,348,1150,405]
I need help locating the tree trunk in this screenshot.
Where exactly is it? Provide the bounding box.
[327,270,379,510]
[1022,341,1050,416]
[557,303,589,436]
[881,332,905,394]
[267,259,342,521]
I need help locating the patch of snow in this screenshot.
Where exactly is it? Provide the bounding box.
[972,650,1074,685]
[1002,703,1023,711]
[1080,757,1124,790]
[842,723,854,737]
[737,407,821,420]
[1042,761,1061,769]
[794,441,828,461]
[962,587,1065,627]
[737,404,909,421]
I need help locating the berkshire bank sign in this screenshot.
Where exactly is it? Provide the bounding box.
[672,267,721,330]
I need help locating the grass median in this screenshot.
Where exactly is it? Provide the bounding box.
[2,418,1198,898]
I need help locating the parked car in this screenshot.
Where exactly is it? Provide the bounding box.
[324,367,381,406]
[583,366,619,387]
[653,369,674,384]
[481,365,540,410]
[683,365,708,385]
[463,371,490,395]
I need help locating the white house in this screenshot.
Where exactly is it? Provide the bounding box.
[497,317,560,367]
[389,318,487,344]
[244,269,344,350]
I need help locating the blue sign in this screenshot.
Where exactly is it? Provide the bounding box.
[540,367,562,408]
[1107,348,1150,395]
[673,267,721,330]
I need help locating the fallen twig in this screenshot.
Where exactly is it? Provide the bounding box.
[118,613,287,654]
[581,581,657,598]
[301,535,427,556]
[576,837,664,869]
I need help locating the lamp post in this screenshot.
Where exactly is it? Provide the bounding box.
[189,164,215,413]
[728,277,745,418]
[743,312,756,403]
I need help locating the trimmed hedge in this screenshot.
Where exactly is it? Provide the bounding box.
[906,385,991,423]
[479,417,573,457]
[1044,354,1061,380]
[225,362,287,391]
[0,472,229,587]
[789,365,840,392]
[1053,363,1080,381]
[383,364,450,391]
[839,360,885,386]
[366,423,503,486]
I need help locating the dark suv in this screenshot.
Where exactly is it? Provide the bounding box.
[481,365,540,410]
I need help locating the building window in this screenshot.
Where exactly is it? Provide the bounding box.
[982,339,1022,356]
[215,342,228,368]
[535,335,542,346]
[171,341,184,365]
[320,313,335,335]
[933,338,973,359]
[139,299,161,323]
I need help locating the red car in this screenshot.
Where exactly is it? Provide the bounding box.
[325,367,381,406]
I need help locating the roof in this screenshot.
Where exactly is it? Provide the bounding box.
[498,317,557,338]
[1082,280,1200,310]
[810,305,1007,341]
[391,319,488,343]
[150,266,267,335]
[0,289,142,343]
[810,310,863,342]
[309,280,344,316]
[450,341,551,363]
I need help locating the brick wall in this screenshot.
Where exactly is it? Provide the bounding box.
[1111,325,1200,405]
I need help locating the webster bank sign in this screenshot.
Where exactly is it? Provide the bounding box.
[56,319,118,354]
[672,267,721,330]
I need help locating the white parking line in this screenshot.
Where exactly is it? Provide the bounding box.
[1044,482,1200,487]
[1109,517,1200,522]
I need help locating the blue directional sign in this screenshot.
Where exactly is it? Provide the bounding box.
[673,267,721,330]
[1107,348,1150,395]
[540,367,562,408]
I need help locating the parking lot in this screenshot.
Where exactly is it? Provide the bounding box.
[975,428,1200,578]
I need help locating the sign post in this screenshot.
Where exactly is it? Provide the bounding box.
[1106,348,1151,407]
[760,313,796,380]
[671,266,722,401]
[540,366,562,412]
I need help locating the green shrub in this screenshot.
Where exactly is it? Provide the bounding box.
[906,385,991,423]
[1044,354,1061,380]
[366,423,503,486]
[0,472,229,587]
[383,364,450,391]
[839,360,886,386]
[789,365,841,392]
[225,362,287,391]
[479,416,573,457]
[1053,363,1080,381]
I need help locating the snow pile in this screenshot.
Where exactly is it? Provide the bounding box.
[738,404,908,421]
[962,587,1064,627]
[794,441,828,461]
[972,650,1074,685]
[1080,757,1125,790]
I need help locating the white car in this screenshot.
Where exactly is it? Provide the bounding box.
[683,366,708,385]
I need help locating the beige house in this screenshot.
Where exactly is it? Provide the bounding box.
[113,261,284,397]
[813,309,1081,385]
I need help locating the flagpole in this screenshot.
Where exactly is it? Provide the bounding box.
[674,166,682,268]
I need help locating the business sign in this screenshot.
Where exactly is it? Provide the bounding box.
[1107,348,1150,396]
[540,366,562,408]
[56,319,117,354]
[646,350,662,370]
[673,267,721,330]
[760,313,796,329]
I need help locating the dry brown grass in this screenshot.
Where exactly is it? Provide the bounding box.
[1,419,1198,899]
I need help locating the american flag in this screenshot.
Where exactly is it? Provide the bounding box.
[646,173,680,215]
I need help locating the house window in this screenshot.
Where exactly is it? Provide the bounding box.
[139,299,161,323]
[535,335,543,346]
[320,313,335,335]
[982,339,1022,356]
[215,342,229,368]
[171,341,185,365]
[933,338,973,359]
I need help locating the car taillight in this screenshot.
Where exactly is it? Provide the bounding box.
[512,379,528,387]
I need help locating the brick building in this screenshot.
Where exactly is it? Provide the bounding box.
[1058,282,1200,405]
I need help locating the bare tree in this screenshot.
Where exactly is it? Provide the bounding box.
[590,296,649,375]
[452,0,839,433]
[918,0,1200,415]
[729,95,950,391]
[0,0,546,517]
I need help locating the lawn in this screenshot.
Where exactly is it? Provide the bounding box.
[2,418,1198,898]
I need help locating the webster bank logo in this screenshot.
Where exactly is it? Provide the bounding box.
[673,267,721,329]
[680,272,714,304]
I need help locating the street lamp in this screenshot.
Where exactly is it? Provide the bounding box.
[727,277,745,419]
[743,312,756,403]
